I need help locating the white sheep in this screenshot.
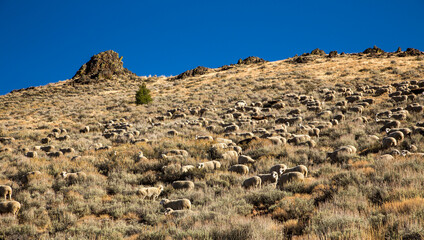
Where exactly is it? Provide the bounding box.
[168,149,190,158]
[284,165,308,178]
[181,165,195,173]
[197,161,221,171]
[379,154,394,161]
[60,171,87,183]
[160,198,191,210]
[401,150,424,157]
[172,180,195,190]
[228,164,249,175]
[238,155,256,164]
[164,207,193,217]
[212,160,221,169]
[212,143,228,150]
[0,185,12,200]
[242,176,261,189]
[258,171,279,186]
[137,185,164,200]
[327,146,356,161]
[216,138,233,144]
[0,201,21,216]
[196,135,213,141]
[230,146,243,154]
[277,172,304,190]
[221,150,239,161]
[269,164,288,177]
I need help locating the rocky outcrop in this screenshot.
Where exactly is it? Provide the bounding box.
[71,50,134,84]
[363,45,385,54]
[173,66,212,80]
[237,56,267,65]
[398,48,423,57]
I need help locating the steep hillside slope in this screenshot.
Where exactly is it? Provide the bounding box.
[0,49,424,239]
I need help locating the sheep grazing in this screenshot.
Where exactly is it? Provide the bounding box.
[26,151,38,158]
[168,149,190,158]
[387,130,405,142]
[137,185,164,200]
[283,165,308,178]
[401,150,424,157]
[287,134,311,145]
[197,161,221,171]
[80,126,90,133]
[379,154,394,161]
[228,164,249,175]
[221,150,239,161]
[238,155,256,164]
[380,120,401,132]
[196,135,213,141]
[216,138,233,144]
[242,176,262,189]
[160,198,191,210]
[136,151,148,161]
[41,137,51,144]
[212,160,221,169]
[224,124,239,133]
[308,128,320,138]
[387,128,412,137]
[212,143,228,150]
[277,172,305,190]
[164,207,193,217]
[172,181,195,190]
[258,171,279,186]
[230,146,243,154]
[267,136,286,145]
[327,145,357,162]
[181,165,195,173]
[60,171,87,183]
[269,164,288,177]
[382,137,397,149]
[0,185,12,200]
[48,151,63,158]
[0,201,21,216]
[161,154,185,162]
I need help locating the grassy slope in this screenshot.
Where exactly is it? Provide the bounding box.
[0,53,424,239]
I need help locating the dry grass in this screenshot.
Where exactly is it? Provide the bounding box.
[0,51,423,239]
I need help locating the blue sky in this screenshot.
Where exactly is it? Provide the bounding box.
[1,0,423,95]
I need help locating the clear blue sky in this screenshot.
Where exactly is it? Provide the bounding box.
[1,0,423,95]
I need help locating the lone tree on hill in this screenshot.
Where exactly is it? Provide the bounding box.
[135,83,152,105]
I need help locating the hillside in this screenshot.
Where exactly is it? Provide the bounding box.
[1,48,424,239]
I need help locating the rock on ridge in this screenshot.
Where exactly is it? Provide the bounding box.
[172,66,212,80]
[237,56,267,65]
[71,50,134,84]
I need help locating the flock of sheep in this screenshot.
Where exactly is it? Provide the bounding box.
[0,72,423,221]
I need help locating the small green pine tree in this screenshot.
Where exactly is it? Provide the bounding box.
[135,83,152,105]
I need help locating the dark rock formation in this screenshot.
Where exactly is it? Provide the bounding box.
[311,48,326,55]
[292,56,309,64]
[398,48,423,57]
[237,56,267,65]
[173,66,212,80]
[71,50,133,84]
[363,45,385,54]
[328,51,338,58]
